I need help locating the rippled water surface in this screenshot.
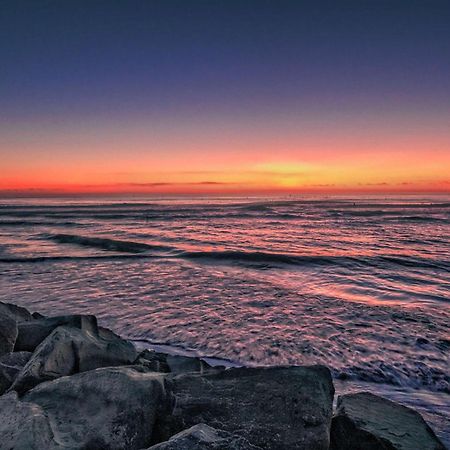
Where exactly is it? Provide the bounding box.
[0,195,449,443]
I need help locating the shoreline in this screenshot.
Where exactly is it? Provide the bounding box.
[133,338,450,447]
[1,300,447,449]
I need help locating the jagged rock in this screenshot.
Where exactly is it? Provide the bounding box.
[166,355,213,374]
[0,301,33,322]
[0,312,18,356]
[0,351,32,394]
[0,391,57,450]
[330,392,446,450]
[23,367,167,450]
[137,349,171,373]
[14,314,98,352]
[98,325,121,340]
[157,365,334,450]
[12,324,137,394]
[31,311,46,319]
[147,423,261,449]
[136,349,214,374]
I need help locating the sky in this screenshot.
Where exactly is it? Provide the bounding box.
[1,0,450,196]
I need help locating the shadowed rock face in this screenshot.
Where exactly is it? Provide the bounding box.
[158,365,335,450]
[0,351,32,394]
[0,301,33,323]
[0,312,17,357]
[14,314,98,352]
[136,349,215,374]
[18,367,167,450]
[330,392,446,450]
[146,423,261,450]
[11,324,137,395]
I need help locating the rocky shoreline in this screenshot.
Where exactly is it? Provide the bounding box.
[0,300,446,450]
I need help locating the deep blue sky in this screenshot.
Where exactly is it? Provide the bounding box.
[2,0,449,119]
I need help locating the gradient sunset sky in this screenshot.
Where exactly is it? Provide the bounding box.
[1,0,449,195]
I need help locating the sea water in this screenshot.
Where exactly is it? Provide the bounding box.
[0,195,448,443]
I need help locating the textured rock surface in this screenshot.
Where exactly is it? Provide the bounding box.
[158,365,334,450]
[331,392,446,450]
[12,324,137,394]
[14,314,98,352]
[0,351,32,394]
[147,423,261,449]
[136,349,171,373]
[137,349,214,374]
[0,301,33,322]
[166,354,213,374]
[0,312,18,357]
[22,367,167,450]
[0,391,57,450]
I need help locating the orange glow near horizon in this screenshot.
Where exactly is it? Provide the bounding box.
[1,121,450,196]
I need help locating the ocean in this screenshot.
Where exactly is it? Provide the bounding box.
[0,195,449,444]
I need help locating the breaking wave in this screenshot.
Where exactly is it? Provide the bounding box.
[46,233,173,253]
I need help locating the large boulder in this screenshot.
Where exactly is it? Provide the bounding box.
[157,365,334,450]
[0,391,57,450]
[147,423,261,449]
[0,301,33,322]
[0,351,32,394]
[331,392,446,450]
[0,312,18,356]
[14,314,98,352]
[22,367,167,450]
[12,324,137,394]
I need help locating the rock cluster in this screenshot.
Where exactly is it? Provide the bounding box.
[0,301,446,450]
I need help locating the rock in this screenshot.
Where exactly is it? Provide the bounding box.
[0,301,33,322]
[147,423,261,449]
[137,349,171,373]
[331,392,446,450]
[31,311,46,319]
[0,312,18,357]
[136,349,214,374]
[98,325,121,340]
[166,354,213,374]
[157,365,334,450]
[12,324,137,394]
[0,351,32,394]
[14,313,98,352]
[23,367,167,449]
[0,391,57,450]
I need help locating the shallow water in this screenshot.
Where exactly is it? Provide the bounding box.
[0,195,449,444]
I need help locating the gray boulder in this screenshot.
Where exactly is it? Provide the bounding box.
[147,424,261,449]
[12,324,137,394]
[166,354,213,374]
[136,349,171,373]
[0,391,57,450]
[0,301,33,322]
[331,392,446,450]
[98,325,121,340]
[0,312,18,357]
[23,367,167,449]
[15,314,98,352]
[137,349,214,374]
[158,365,334,450]
[0,351,32,394]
